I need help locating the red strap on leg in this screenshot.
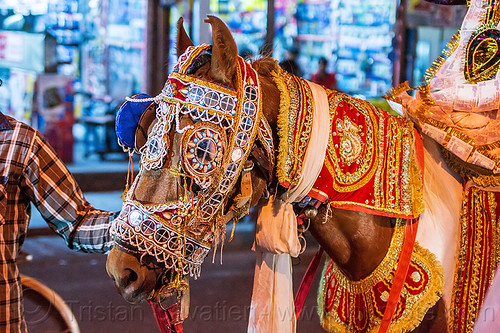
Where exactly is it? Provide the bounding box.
[378,218,419,333]
[149,301,184,333]
[294,247,324,319]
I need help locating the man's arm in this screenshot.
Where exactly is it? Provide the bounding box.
[21,131,116,253]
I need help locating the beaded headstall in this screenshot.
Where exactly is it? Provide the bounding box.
[111,44,273,286]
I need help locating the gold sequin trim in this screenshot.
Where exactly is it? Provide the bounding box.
[272,70,314,185]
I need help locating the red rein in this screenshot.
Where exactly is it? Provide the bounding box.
[149,301,183,333]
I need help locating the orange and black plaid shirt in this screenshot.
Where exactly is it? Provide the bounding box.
[0,112,115,332]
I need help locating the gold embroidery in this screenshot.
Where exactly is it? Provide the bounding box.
[318,220,444,333]
[326,94,379,193]
[272,70,314,185]
[449,187,500,332]
[273,73,422,218]
[465,30,500,84]
[336,117,364,165]
[271,70,291,184]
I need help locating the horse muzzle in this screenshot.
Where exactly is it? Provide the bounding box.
[106,246,158,304]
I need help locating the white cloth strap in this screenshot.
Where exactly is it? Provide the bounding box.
[253,196,301,257]
[247,80,330,333]
[247,253,296,333]
[286,81,330,203]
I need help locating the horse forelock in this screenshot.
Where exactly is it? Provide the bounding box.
[185,51,212,75]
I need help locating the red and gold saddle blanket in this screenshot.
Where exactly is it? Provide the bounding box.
[318,220,443,333]
[274,71,424,219]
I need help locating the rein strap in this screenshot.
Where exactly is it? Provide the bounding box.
[294,246,324,319]
[149,301,183,333]
[378,217,419,333]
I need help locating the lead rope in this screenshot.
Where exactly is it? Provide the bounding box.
[294,201,324,318]
[294,246,324,319]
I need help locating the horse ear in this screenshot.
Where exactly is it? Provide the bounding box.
[204,15,238,85]
[176,17,194,58]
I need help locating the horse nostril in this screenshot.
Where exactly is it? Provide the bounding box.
[124,268,138,285]
[117,268,140,289]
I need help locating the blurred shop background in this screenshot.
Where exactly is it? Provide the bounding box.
[0,0,467,164]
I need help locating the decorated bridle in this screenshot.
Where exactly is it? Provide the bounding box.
[111,44,274,297]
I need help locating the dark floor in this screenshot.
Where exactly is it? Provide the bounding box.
[20,231,326,333]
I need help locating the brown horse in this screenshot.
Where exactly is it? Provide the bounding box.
[106,16,464,332]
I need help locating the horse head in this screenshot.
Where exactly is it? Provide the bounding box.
[106,16,279,305]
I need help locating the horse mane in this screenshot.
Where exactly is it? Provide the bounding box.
[246,56,281,133]
[251,57,280,77]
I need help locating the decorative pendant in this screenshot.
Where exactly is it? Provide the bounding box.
[181,123,226,180]
[465,27,500,83]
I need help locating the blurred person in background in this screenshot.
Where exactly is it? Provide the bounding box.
[311,56,338,90]
[279,47,303,77]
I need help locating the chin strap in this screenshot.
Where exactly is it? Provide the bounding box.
[149,281,190,333]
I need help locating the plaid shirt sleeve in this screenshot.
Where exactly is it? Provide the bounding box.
[21,131,115,253]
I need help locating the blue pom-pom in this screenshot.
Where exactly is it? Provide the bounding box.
[115,93,153,148]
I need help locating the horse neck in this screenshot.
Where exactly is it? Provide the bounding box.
[309,206,395,281]
[255,67,280,134]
